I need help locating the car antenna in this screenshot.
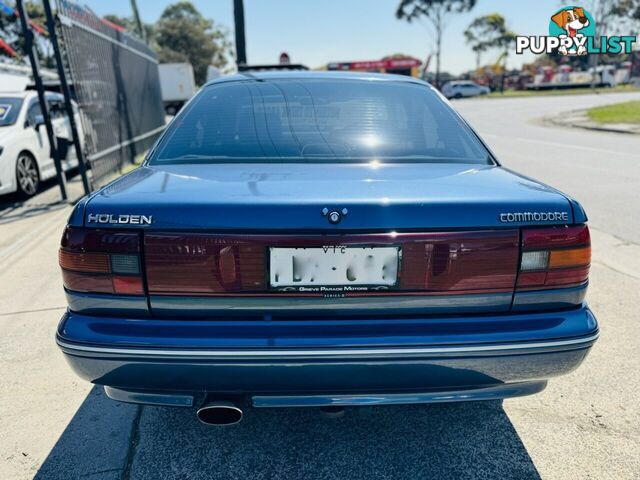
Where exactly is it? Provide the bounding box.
[239,72,264,82]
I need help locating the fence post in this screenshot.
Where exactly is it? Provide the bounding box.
[42,0,91,196]
[15,0,67,200]
[130,0,145,42]
[233,0,246,66]
[54,2,165,187]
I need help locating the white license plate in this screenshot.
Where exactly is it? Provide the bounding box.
[269,246,400,289]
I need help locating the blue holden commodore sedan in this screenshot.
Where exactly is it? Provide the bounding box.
[56,72,598,425]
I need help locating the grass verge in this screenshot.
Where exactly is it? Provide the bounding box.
[586,101,640,124]
[487,84,640,98]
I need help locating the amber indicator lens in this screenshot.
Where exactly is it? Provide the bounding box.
[548,247,591,269]
[58,250,110,273]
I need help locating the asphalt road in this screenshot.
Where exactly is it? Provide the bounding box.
[1,92,639,480]
[456,92,640,245]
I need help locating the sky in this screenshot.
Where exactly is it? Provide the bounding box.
[88,0,570,74]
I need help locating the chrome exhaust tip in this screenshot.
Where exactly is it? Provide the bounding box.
[197,400,243,426]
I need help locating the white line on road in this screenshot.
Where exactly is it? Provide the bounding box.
[483,133,639,158]
[0,306,66,317]
[0,207,69,264]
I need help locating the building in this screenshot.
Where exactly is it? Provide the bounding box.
[326,56,422,77]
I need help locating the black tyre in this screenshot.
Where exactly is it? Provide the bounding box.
[16,152,40,197]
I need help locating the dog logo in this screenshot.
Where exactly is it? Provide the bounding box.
[516,7,635,56]
[549,6,596,55]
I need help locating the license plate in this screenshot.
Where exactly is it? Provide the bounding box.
[269,246,400,290]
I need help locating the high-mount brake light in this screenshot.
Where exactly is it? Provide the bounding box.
[59,227,144,295]
[517,225,590,290]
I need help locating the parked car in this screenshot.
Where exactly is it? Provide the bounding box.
[158,63,197,116]
[57,72,597,426]
[0,91,83,197]
[442,80,490,99]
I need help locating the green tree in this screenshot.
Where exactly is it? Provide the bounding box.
[155,1,232,85]
[610,0,640,36]
[396,0,476,87]
[465,13,509,71]
[464,14,516,91]
[103,14,155,45]
[464,26,488,71]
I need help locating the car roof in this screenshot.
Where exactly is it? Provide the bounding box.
[0,91,30,98]
[0,90,64,99]
[203,70,433,88]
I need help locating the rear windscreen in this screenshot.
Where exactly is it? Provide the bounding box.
[150,79,490,164]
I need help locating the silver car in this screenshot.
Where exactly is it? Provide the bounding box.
[442,81,491,99]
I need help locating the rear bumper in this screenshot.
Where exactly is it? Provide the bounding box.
[56,305,598,406]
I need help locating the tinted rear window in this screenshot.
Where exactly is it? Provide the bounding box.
[150,79,490,164]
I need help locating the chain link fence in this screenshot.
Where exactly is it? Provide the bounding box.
[55,0,165,187]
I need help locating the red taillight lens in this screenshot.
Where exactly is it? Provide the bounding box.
[517,225,590,290]
[59,227,145,295]
[112,276,145,295]
[144,231,519,296]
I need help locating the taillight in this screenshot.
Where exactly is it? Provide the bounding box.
[517,225,590,290]
[144,231,520,296]
[59,227,144,295]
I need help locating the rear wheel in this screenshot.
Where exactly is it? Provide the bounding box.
[16,152,39,197]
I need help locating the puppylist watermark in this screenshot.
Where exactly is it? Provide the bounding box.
[516,6,636,56]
